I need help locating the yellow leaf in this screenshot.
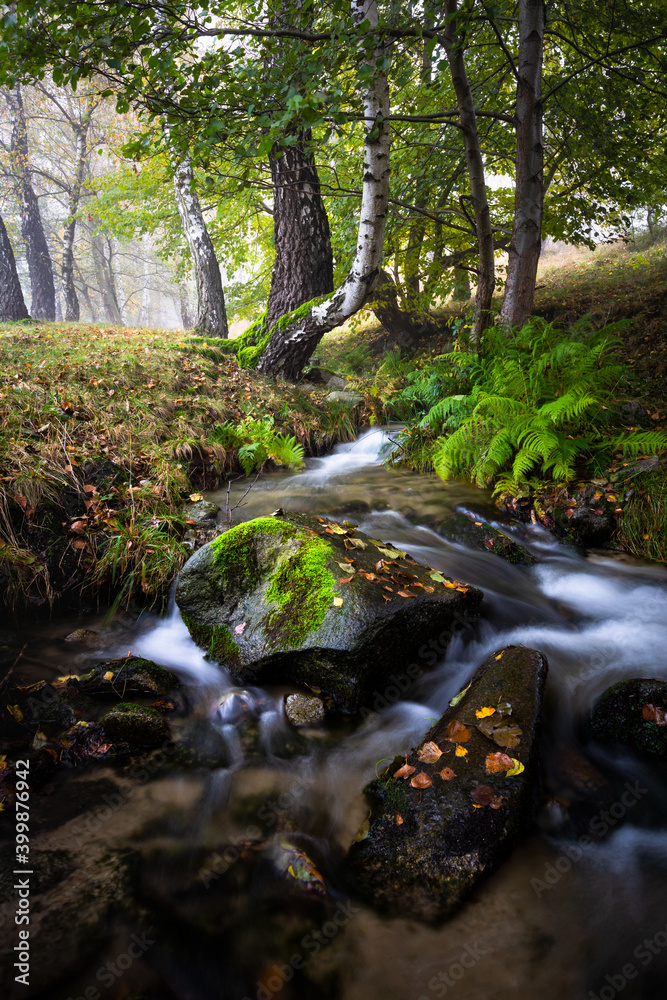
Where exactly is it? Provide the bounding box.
[333,596,343,607]
[7,704,23,722]
[188,492,203,502]
[495,653,503,660]
[103,671,114,681]
[507,758,525,776]
[475,706,496,719]
[455,745,468,757]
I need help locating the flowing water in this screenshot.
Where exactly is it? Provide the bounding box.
[4,428,667,1000]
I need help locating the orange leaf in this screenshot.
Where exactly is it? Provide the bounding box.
[476,706,496,719]
[485,751,514,773]
[339,576,354,583]
[393,763,416,780]
[411,771,433,789]
[445,719,471,743]
[397,590,416,598]
[395,813,404,825]
[439,767,456,780]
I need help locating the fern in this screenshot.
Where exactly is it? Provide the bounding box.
[426,316,667,496]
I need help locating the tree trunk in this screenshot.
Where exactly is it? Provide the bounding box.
[500,0,545,330]
[0,213,30,321]
[172,157,228,338]
[91,234,122,324]
[256,0,391,379]
[178,285,194,329]
[62,107,93,322]
[5,85,56,321]
[439,3,495,348]
[266,132,334,331]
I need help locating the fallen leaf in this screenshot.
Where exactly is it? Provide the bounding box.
[477,711,522,748]
[429,571,445,583]
[411,771,433,789]
[337,562,356,573]
[424,585,435,593]
[234,622,247,635]
[332,596,343,607]
[188,492,203,501]
[445,719,472,743]
[506,758,525,776]
[344,537,367,550]
[377,545,406,559]
[450,680,472,707]
[455,745,468,757]
[642,703,667,725]
[7,704,23,722]
[395,813,404,825]
[476,706,496,719]
[490,795,505,810]
[397,590,416,598]
[495,652,503,661]
[439,767,456,780]
[471,784,495,806]
[417,741,443,763]
[383,585,393,592]
[382,594,391,602]
[103,671,114,681]
[70,520,86,534]
[485,751,513,772]
[393,763,416,779]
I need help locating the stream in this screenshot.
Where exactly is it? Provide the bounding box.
[4,428,667,1000]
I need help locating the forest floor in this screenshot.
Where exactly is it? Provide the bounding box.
[0,323,364,616]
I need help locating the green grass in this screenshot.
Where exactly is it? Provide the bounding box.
[615,466,667,563]
[0,321,361,613]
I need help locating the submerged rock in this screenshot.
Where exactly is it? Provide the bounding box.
[76,656,182,697]
[590,678,667,756]
[175,512,483,712]
[284,692,326,727]
[63,628,100,644]
[347,645,548,922]
[101,702,170,746]
[434,511,535,565]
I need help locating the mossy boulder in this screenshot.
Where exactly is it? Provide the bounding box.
[434,511,535,565]
[76,656,182,697]
[175,512,483,713]
[347,645,548,922]
[101,702,170,746]
[590,678,667,756]
[183,499,220,523]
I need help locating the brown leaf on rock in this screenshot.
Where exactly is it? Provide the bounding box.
[642,703,667,726]
[339,576,354,584]
[485,752,514,773]
[471,784,495,806]
[395,813,404,825]
[411,771,433,789]
[477,712,522,748]
[489,795,505,810]
[417,741,443,763]
[439,767,456,780]
[397,590,416,598]
[445,719,472,743]
[393,763,416,780]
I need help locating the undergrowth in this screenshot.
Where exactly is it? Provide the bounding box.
[0,321,360,614]
[390,317,667,496]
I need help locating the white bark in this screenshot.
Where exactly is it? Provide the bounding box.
[172,155,229,338]
[257,0,391,377]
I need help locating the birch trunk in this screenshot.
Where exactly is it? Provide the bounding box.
[172,157,228,339]
[0,213,30,320]
[6,85,56,321]
[500,0,545,330]
[440,2,495,348]
[62,105,93,322]
[257,0,391,378]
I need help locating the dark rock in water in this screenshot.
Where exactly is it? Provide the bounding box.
[101,702,170,746]
[347,645,548,922]
[590,678,667,756]
[183,498,220,523]
[63,628,100,644]
[1,680,73,745]
[0,848,130,1000]
[0,629,21,678]
[434,511,535,565]
[554,484,616,549]
[285,692,326,727]
[76,656,182,697]
[175,512,483,713]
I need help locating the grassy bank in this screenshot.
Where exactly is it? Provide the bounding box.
[0,322,362,615]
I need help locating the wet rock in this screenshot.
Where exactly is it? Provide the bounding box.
[590,678,667,756]
[435,511,535,565]
[553,484,616,549]
[285,692,326,727]
[0,848,130,1000]
[347,645,548,922]
[326,390,364,408]
[183,499,220,523]
[302,366,342,385]
[63,628,100,643]
[76,656,182,697]
[175,512,483,713]
[101,702,170,747]
[1,680,74,744]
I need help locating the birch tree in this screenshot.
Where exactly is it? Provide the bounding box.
[256,0,391,378]
[0,210,29,320]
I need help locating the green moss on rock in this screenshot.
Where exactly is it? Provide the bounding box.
[101,702,170,747]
